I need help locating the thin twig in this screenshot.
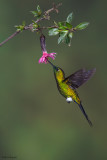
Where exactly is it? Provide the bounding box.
[0,31,20,47]
[40,25,57,29]
[24,3,62,30]
[0,3,62,47]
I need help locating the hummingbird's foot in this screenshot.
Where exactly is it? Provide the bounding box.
[66,97,72,103]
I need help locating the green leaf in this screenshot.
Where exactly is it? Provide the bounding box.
[15,20,26,32]
[65,35,71,46]
[66,12,73,23]
[68,32,73,39]
[58,22,65,27]
[59,26,67,30]
[15,25,24,32]
[48,28,59,36]
[31,11,38,17]
[65,22,73,29]
[75,22,89,30]
[53,21,58,26]
[37,5,42,16]
[37,5,41,12]
[33,23,38,29]
[58,31,68,44]
[22,21,26,26]
[32,20,36,23]
[31,5,42,17]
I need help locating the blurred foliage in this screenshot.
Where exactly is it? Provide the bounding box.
[14,3,89,47]
[49,12,89,46]
[31,5,42,18]
[0,0,107,160]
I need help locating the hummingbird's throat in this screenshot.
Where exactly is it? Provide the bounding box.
[55,69,65,82]
[66,97,73,103]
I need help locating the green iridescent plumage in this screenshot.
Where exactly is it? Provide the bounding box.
[48,60,96,126]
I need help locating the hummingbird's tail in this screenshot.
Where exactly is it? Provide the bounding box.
[78,103,93,127]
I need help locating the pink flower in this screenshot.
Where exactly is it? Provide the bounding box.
[39,51,56,64]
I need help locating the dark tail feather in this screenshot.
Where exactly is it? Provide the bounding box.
[78,103,93,127]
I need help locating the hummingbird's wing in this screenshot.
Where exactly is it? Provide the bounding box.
[63,68,96,89]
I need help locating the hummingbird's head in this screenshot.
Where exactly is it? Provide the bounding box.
[54,67,65,82]
[48,60,65,82]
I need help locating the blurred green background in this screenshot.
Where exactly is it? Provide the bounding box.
[0,0,107,160]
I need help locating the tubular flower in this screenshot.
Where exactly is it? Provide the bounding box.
[39,34,56,64]
[39,51,56,64]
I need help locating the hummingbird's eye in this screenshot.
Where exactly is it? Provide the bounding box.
[56,68,59,71]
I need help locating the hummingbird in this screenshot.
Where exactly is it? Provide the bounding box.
[47,59,96,126]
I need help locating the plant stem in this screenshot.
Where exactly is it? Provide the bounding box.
[0,31,20,47]
[0,3,62,47]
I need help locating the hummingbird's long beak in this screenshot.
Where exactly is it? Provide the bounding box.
[47,59,55,68]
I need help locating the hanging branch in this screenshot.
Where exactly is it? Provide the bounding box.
[0,3,89,47]
[0,3,62,47]
[0,31,20,47]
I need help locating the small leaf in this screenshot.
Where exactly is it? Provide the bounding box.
[53,21,58,26]
[32,20,38,25]
[75,22,89,30]
[58,31,68,44]
[37,5,41,12]
[32,20,36,23]
[68,32,73,39]
[15,25,24,32]
[33,23,38,29]
[31,11,38,17]
[59,26,67,30]
[49,28,59,36]
[65,22,73,29]
[58,22,65,27]
[31,5,42,17]
[65,35,71,46]
[66,12,73,23]
[22,21,26,26]
[37,5,42,16]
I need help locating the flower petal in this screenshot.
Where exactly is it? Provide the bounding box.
[48,53,56,60]
[38,58,42,63]
[39,51,56,64]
